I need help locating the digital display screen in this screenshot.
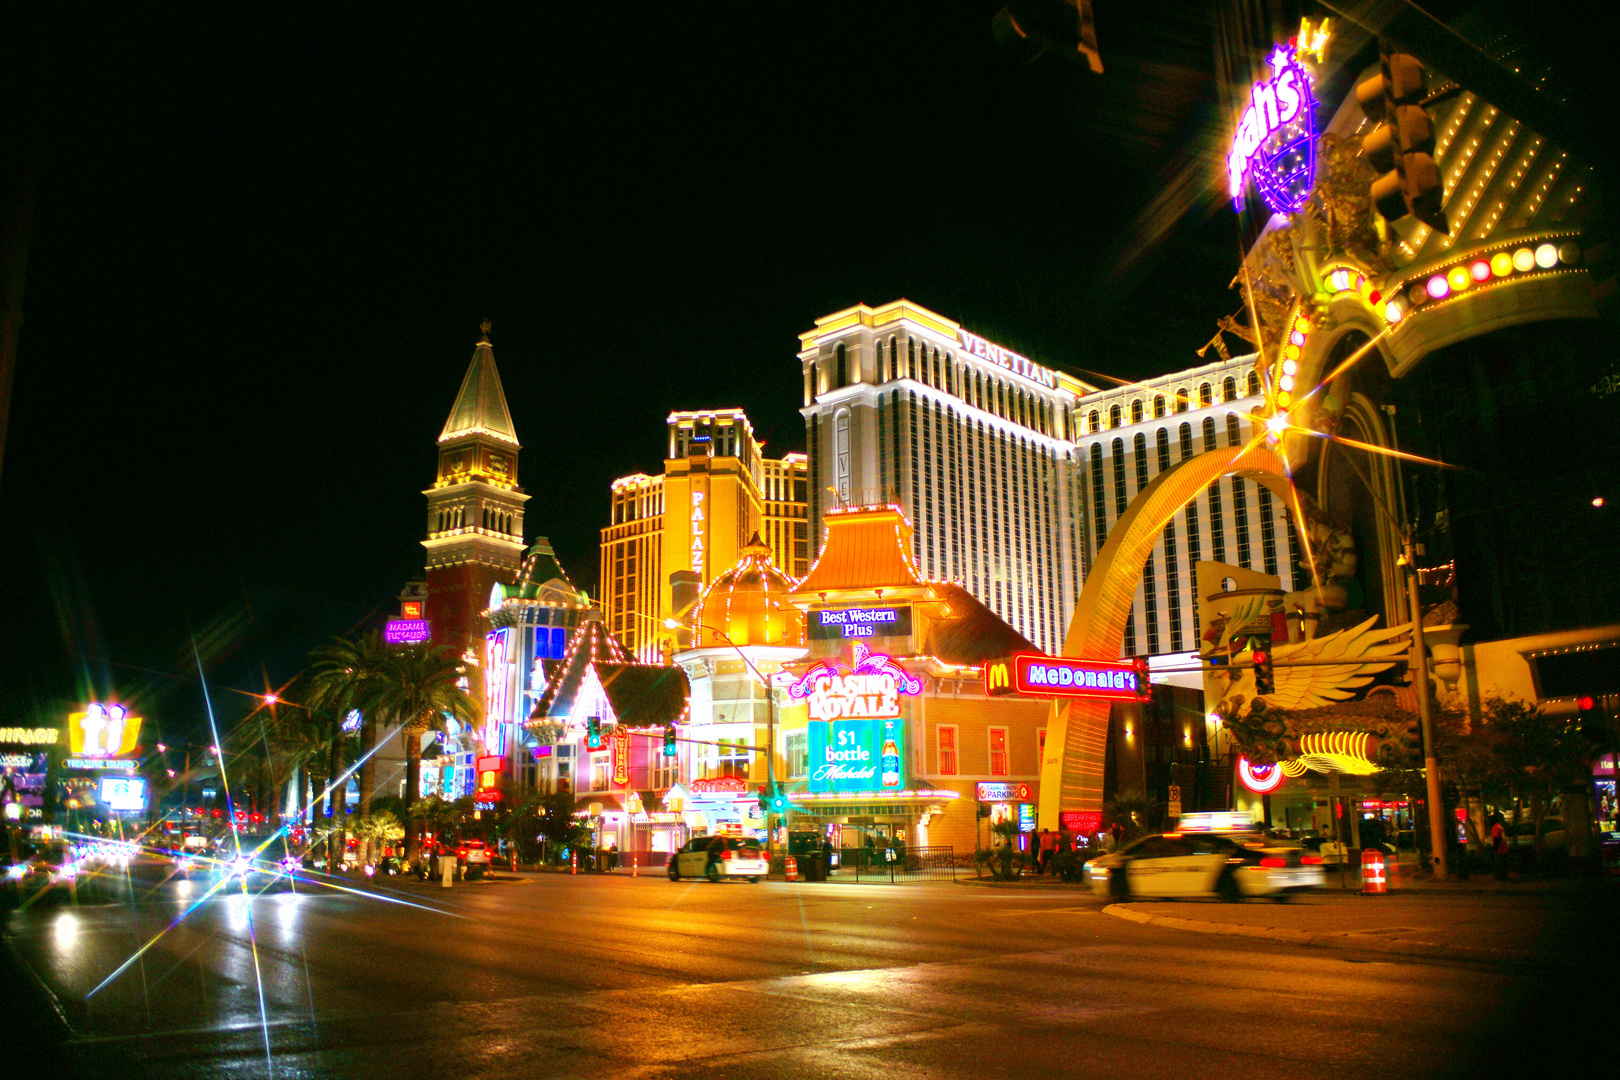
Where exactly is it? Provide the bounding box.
[99,776,147,812]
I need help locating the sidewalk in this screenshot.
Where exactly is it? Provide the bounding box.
[1104,878,1617,966]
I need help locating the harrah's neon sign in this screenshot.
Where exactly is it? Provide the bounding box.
[788,643,921,721]
[1227,45,1317,215]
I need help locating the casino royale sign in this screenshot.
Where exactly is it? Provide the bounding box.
[808,606,912,641]
[983,655,1151,703]
[788,643,922,722]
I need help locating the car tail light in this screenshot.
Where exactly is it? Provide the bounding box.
[1301,855,1323,865]
[1259,856,1287,868]
[722,849,733,860]
[458,848,467,858]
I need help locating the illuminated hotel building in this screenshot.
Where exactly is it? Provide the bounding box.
[422,324,528,681]
[481,538,593,790]
[799,301,1094,653]
[600,409,808,662]
[1073,354,1300,657]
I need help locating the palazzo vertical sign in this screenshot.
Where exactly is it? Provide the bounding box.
[690,488,707,579]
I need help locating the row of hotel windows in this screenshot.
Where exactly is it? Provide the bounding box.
[611,486,665,525]
[876,389,1069,651]
[1085,413,1297,656]
[1084,371,1262,433]
[825,337,1066,438]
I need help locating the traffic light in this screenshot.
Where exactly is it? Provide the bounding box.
[662,725,678,758]
[1249,636,1275,695]
[585,717,602,751]
[1578,695,1616,747]
[991,0,1103,74]
[770,787,791,815]
[1355,41,1448,233]
[757,785,771,814]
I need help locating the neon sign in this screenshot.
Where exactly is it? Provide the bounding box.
[690,489,706,577]
[385,619,431,644]
[0,728,59,746]
[808,716,904,793]
[983,655,1149,702]
[1228,44,1317,215]
[475,755,503,801]
[610,726,630,786]
[69,704,141,758]
[1238,756,1285,793]
[788,643,921,721]
[809,606,911,641]
[1060,810,1102,835]
[689,776,750,794]
[484,628,513,756]
[956,329,1058,389]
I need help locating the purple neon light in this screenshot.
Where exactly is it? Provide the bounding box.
[384,619,431,644]
[787,642,922,701]
[1228,45,1317,216]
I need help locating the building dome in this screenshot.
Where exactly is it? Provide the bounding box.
[693,533,804,648]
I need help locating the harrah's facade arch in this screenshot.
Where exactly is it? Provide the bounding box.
[1039,443,1295,828]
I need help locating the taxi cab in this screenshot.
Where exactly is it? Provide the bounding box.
[666,835,768,883]
[1086,812,1325,902]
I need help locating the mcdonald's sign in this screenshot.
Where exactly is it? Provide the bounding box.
[983,655,1151,702]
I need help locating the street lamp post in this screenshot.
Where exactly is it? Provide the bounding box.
[664,617,784,852]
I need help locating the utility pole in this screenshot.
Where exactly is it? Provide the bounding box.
[1403,532,1449,879]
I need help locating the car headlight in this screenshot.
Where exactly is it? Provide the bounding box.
[61,862,79,880]
[6,864,25,879]
[232,856,252,876]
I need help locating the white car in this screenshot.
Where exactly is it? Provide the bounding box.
[1086,831,1324,902]
[667,836,768,883]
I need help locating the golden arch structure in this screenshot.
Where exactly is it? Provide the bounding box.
[1038,443,1297,829]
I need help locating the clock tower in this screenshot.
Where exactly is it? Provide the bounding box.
[423,322,529,677]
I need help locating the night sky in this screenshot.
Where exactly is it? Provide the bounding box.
[0,2,1334,737]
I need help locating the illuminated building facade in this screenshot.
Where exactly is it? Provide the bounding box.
[777,504,1051,854]
[524,612,692,859]
[481,539,592,792]
[1073,354,1300,658]
[600,409,808,662]
[422,324,528,680]
[798,301,1094,654]
[673,534,808,839]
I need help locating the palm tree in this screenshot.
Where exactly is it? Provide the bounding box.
[366,643,478,864]
[307,632,390,818]
[266,696,338,836]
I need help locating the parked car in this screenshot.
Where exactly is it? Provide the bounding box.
[1513,817,1565,850]
[458,839,491,879]
[667,836,767,883]
[1086,831,1324,901]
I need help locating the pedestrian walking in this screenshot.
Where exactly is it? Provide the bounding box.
[1489,813,1509,881]
[1037,829,1057,874]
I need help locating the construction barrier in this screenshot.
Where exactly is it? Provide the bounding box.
[1360,848,1387,895]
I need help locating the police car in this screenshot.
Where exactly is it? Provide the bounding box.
[666,835,768,883]
[1085,812,1325,901]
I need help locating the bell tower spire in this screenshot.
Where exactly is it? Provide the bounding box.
[422,322,530,669]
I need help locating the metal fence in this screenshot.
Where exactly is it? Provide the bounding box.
[851,845,957,883]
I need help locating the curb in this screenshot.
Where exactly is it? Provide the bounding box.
[1100,903,1566,965]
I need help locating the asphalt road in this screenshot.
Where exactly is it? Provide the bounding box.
[3,868,1609,1079]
